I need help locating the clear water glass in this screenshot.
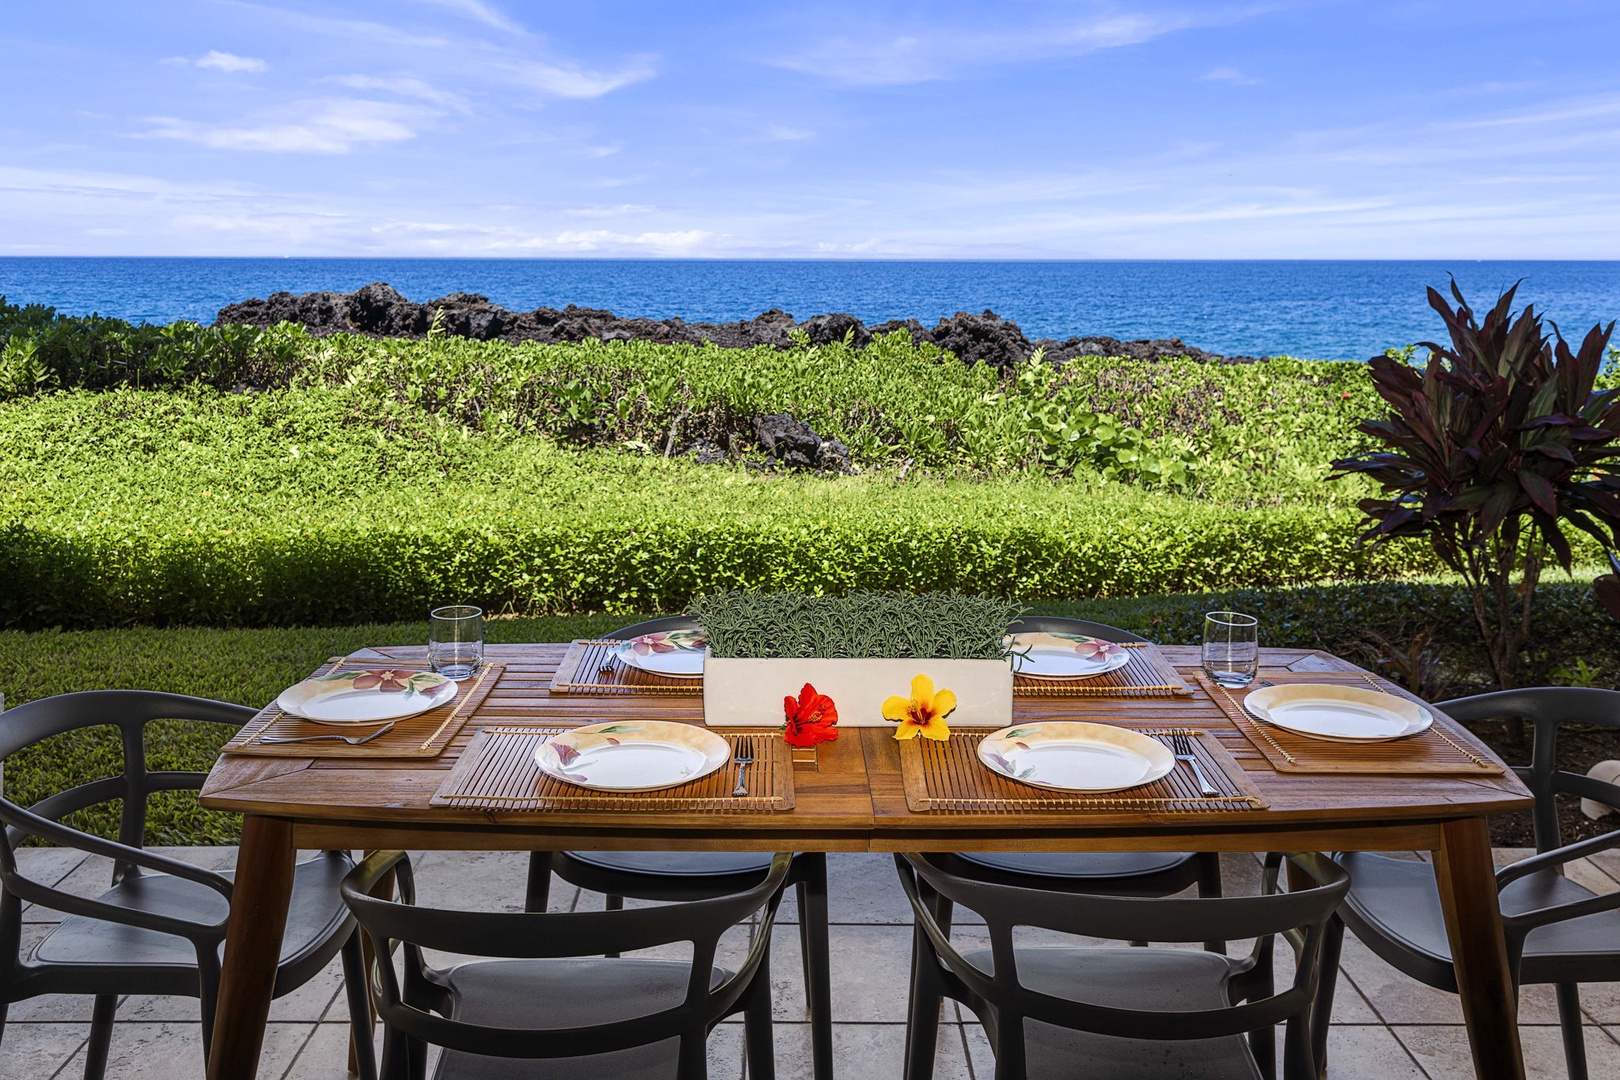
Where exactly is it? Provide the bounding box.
[429,605,484,681]
[1203,611,1259,688]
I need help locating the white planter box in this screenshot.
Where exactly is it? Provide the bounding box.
[702,655,1013,728]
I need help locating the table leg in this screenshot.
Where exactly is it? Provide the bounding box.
[207,815,296,1080]
[1435,817,1525,1080]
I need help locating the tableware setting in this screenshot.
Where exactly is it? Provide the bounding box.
[611,629,709,678]
[1202,611,1259,688]
[274,668,457,725]
[1004,632,1133,680]
[534,720,731,792]
[976,722,1176,793]
[429,605,485,681]
[1243,683,1433,743]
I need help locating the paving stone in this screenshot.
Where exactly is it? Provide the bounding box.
[1315,1024,1429,1079]
[766,1021,973,1080]
[1396,1023,1620,1080]
[1335,933,1563,1024]
[770,924,918,1024]
[51,1021,309,1080]
[0,1023,88,1080]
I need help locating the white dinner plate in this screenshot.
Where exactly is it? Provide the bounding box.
[977,722,1174,792]
[611,630,708,678]
[1004,632,1134,680]
[535,721,731,791]
[275,668,456,726]
[1243,683,1432,743]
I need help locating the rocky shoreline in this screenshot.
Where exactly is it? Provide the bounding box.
[216,282,1263,367]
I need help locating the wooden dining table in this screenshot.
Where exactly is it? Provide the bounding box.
[198,642,1534,1080]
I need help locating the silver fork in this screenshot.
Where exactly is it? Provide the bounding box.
[731,749,755,797]
[259,721,397,746]
[1170,732,1218,796]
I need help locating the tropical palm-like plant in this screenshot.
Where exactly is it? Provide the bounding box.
[1332,282,1619,690]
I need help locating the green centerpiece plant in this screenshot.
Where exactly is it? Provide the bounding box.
[1332,282,1620,692]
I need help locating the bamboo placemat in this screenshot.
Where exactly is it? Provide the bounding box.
[431,727,794,812]
[899,727,1266,813]
[548,640,705,696]
[1195,672,1504,776]
[222,659,504,759]
[1013,641,1192,698]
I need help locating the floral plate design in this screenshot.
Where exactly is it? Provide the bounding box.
[1243,684,1432,743]
[274,668,456,725]
[977,722,1174,792]
[611,630,709,679]
[1004,633,1133,680]
[535,721,731,791]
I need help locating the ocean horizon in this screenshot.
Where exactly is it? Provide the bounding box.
[3,257,1617,362]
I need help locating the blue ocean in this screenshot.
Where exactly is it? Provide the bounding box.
[2,258,1617,362]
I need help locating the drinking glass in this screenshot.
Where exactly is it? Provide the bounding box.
[1202,611,1259,688]
[429,605,484,681]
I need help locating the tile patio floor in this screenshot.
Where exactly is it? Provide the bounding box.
[5,847,1620,1079]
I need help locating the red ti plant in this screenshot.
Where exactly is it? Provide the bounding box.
[1332,282,1620,690]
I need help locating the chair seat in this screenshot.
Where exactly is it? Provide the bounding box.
[958,946,1260,1080]
[953,851,1198,881]
[32,852,351,993]
[1338,852,1620,988]
[564,850,777,879]
[434,958,730,1080]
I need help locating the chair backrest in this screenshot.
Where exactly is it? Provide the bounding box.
[0,691,251,879]
[896,852,1348,1047]
[607,616,700,641]
[1005,616,1147,644]
[1437,687,1620,851]
[342,850,790,1064]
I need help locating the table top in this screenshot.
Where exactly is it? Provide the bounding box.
[198,643,1533,853]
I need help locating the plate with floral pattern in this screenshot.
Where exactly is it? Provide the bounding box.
[1004,633,1133,680]
[611,630,709,678]
[275,669,456,725]
[977,722,1174,792]
[535,721,731,791]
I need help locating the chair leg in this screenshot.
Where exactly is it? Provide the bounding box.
[604,893,624,958]
[904,919,944,1080]
[1196,852,1226,953]
[340,928,379,1080]
[796,855,833,1080]
[743,948,776,1080]
[1555,982,1589,1080]
[524,851,553,913]
[1310,914,1345,1080]
[83,994,118,1080]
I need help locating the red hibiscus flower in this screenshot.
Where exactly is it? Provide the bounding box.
[783,683,839,748]
[351,669,415,693]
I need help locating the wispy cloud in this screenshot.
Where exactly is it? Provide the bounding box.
[413,0,524,34]
[328,75,472,114]
[141,98,431,154]
[161,50,268,73]
[508,58,655,99]
[772,6,1250,86]
[1203,65,1259,85]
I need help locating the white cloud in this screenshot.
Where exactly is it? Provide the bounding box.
[141,99,429,154]
[1203,66,1260,85]
[773,8,1237,86]
[414,0,523,34]
[329,75,472,114]
[195,50,268,74]
[511,58,655,99]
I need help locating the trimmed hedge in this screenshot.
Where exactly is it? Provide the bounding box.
[1,387,1431,629]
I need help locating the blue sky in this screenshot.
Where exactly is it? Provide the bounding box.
[3,1,1618,258]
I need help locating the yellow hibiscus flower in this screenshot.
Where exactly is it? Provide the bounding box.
[882,674,957,741]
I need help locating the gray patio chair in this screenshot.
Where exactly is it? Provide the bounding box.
[1311,687,1620,1080]
[939,617,1224,950]
[345,849,790,1079]
[0,690,375,1080]
[526,615,834,1080]
[896,850,1350,1080]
